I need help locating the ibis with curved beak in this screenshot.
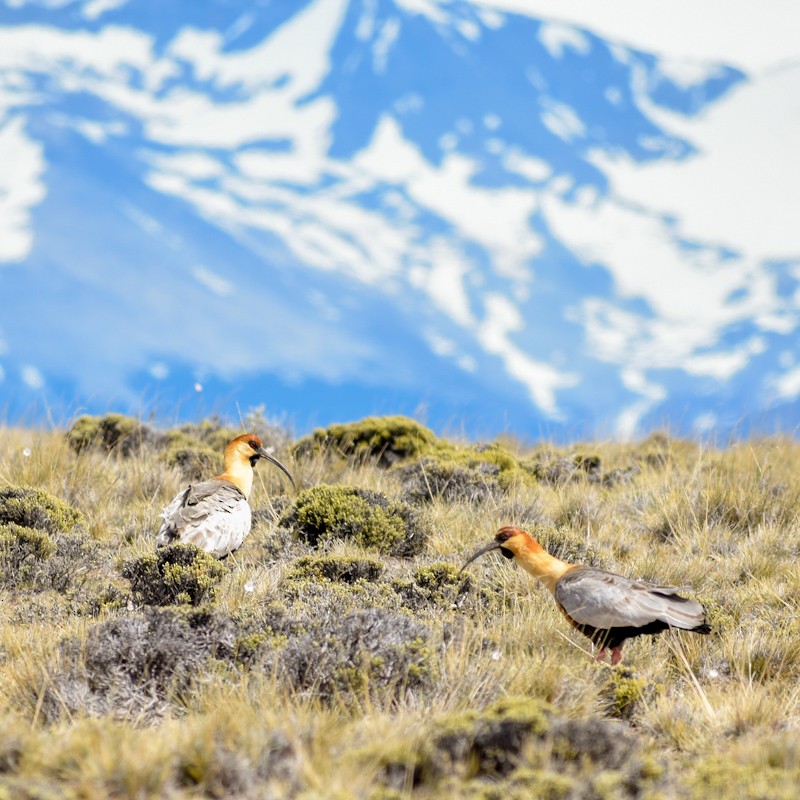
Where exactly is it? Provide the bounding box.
[461,526,710,665]
[157,433,296,558]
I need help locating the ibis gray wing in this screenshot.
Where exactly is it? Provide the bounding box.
[555,567,706,630]
[182,479,245,510]
[156,479,251,556]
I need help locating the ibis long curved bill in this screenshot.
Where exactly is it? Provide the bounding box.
[256,445,296,491]
[460,539,509,572]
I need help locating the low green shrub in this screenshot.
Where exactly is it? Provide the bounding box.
[0,522,100,594]
[286,555,385,583]
[294,416,441,467]
[0,524,55,587]
[372,696,650,796]
[397,458,504,504]
[163,444,223,481]
[392,563,472,612]
[280,576,400,627]
[527,450,603,485]
[0,486,84,535]
[66,414,163,456]
[120,543,226,606]
[281,485,427,556]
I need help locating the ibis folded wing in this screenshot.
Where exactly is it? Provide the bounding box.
[157,479,251,557]
[555,567,707,631]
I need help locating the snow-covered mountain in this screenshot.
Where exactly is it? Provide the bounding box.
[1,0,799,439]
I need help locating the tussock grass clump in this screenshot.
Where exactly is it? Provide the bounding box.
[279,608,433,702]
[527,449,603,485]
[0,524,55,587]
[120,543,226,606]
[687,735,800,799]
[397,458,504,504]
[66,414,163,456]
[175,729,297,798]
[286,555,385,583]
[282,484,427,556]
[175,741,257,797]
[294,415,441,467]
[372,696,654,797]
[31,607,237,722]
[642,457,800,545]
[392,562,474,613]
[0,485,84,535]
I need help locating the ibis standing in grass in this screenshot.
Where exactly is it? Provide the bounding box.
[157,433,296,558]
[461,526,710,665]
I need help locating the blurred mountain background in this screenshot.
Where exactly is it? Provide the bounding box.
[1,0,798,439]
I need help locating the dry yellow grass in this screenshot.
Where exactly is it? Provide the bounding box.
[0,418,798,798]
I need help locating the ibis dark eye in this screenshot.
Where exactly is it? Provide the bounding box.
[496,531,512,543]
[249,440,259,450]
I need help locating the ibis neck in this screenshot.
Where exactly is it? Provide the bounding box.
[218,459,254,499]
[514,544,574,595]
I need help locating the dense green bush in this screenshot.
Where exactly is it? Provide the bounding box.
[66,414,164,456]
[120,543,226,606]
[0,486,84,534]
[281,485,427,556]
[294,416,442,467]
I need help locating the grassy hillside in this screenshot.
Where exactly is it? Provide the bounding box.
[0,414,799,799]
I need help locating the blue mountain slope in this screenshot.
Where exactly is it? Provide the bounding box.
[0,0,798,439]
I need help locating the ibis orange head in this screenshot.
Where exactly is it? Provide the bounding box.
[460,526,573,593]
[460,526,539,571]
[224,433,296,490]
